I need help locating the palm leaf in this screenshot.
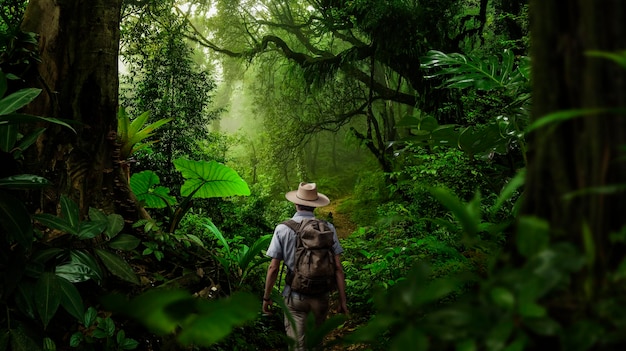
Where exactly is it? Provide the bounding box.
[421,50,529,92]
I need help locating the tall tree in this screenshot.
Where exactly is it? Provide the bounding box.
[19,0,137,216]
[523,0,626,337]
[120,1,220,187]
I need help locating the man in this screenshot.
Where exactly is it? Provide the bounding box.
[263,182,349,350]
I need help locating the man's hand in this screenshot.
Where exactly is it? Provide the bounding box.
[262,299,273,315]
[337,301,349,315]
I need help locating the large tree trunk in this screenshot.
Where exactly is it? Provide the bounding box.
[524,0,626,320]
[20,0,143,219]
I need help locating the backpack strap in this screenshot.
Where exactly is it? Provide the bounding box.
[282,219,300,233]
[275,221,295,293]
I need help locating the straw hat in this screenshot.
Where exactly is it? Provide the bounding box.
[285,182,330,207]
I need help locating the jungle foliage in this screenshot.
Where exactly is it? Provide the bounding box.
[3,0,626,351]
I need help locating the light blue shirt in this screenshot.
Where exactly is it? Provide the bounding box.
[265,211,344,296]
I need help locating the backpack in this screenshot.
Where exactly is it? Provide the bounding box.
[283,218,337,295]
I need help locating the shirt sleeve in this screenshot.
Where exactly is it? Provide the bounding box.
[265,223,287,259]
[328,223,344,255]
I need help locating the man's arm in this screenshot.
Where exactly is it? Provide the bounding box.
[263,258,281,314]
[334,254,349,315]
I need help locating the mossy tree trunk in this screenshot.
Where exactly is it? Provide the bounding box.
[20,0,142,219]
[524,0,626,317]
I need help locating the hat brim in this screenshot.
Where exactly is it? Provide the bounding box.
[285,191,330,207]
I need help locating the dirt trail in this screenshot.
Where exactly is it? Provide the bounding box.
[317,197,357,239]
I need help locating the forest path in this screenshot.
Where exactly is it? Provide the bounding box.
[317,197,357,239]
[317,197,368,350]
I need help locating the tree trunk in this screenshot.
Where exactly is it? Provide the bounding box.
[20,0,143,219]
[524,0,626,317]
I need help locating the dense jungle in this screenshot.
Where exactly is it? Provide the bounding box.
[1,0,626,350]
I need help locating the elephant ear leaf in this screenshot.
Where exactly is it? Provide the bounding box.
[130,170,176,208]
[173,159,250,198]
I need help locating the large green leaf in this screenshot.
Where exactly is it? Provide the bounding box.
[76,220,107,240]
[174,159,250,198]
[34,272,61,329]
[516,216,550,258]
[105,213,125,238]
[430,187,480,238]
[130,170,176,208]
[33,213,77,236]
[32,248,65,264]
[458,122,506,156]
[108,234,141,251]
[0,88,41,115]
[204,220,230,255]
[0,113,76,132]
[94,249,139,284]
[117,106,130,146]
[0,124,17,152]
[177,292,259,346]
[55,262,97,283]
[490,168,525,214]
[0,189,33,249]
[57,276,84,321]
[237,234,272,272]
[103,289,192,334]
[524,108,613,134]
[421,49,528,92]
[60,195,80,232]
[0,174,51,189]
[13,127,46,158]
[118,107,172,159]
[70,250,104,283]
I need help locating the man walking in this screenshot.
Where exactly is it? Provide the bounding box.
[263,182,349,350]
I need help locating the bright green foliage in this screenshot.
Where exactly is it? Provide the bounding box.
[203,218,272,289]
[340,218,600,351]
[129,158,250,234]
[416,49,530,163]
[117,106,172,160]
[422,49,530,92]
[131,159,252,208]
[103,290,259,347]
[130,170,177,209]
[120,1,220,187]
[174,158,251,198]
